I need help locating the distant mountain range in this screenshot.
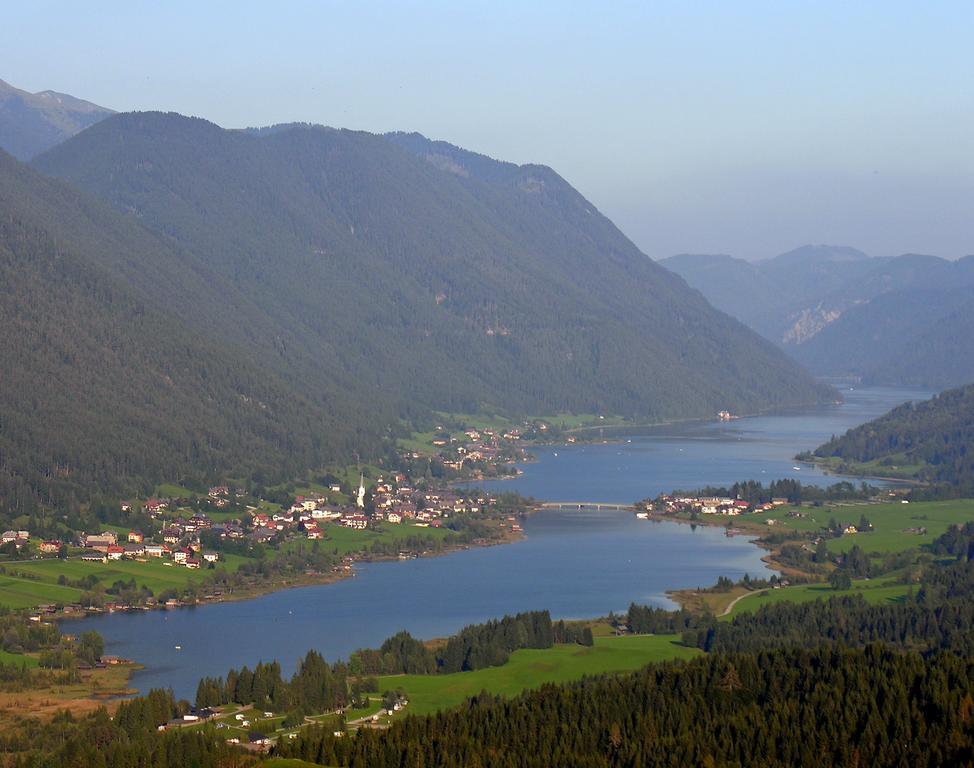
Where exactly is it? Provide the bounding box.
[662,247,974,388]
[0,78,113,160]
[0,112,833,507]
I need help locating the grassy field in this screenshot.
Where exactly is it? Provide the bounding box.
[376,634,699,716]
[279,522,453,559]
[0,574,85,609]
[0,553,253,609]
[759,498,974,555]
[727,577,911,618]
[153,483,200,498]
[0,649,39,667]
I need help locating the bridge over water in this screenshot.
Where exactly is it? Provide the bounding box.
[539,501,636,512]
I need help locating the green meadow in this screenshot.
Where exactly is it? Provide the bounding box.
[280,522,453,558]
[760,498,974,555]
[0,554,253,609]
[376,634,699,716]
[0,648,39,667]
[727,577,911,618]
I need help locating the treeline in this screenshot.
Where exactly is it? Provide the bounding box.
[813,382,974,497]
[276,645,974,768]
[349,611,558,677]
[197,611,573,710]
[625,604,701,634]
[195,650,347,714]
[932,520,974,558]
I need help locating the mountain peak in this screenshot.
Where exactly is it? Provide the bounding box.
[0,76,113,160]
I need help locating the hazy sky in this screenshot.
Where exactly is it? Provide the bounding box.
[4,1,972,259]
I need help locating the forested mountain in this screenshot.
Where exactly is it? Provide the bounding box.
[34,112,830,421]
[2,114,833,512]
[0,148,387,513]
[812,382,974,494]
[662,248,974,387]
[0,78,113,160]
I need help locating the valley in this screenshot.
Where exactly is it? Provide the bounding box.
[1,9,973,760]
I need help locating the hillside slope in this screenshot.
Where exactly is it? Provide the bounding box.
[812,382,974,494]
[0,149,385,511]
[35,113,833,423]
[0,78,113,160]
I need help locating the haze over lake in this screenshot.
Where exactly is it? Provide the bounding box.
[75,384,929,698]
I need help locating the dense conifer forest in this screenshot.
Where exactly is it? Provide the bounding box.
[277,646,974,768]
[0,148,385,514]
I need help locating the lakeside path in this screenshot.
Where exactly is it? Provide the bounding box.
[720,588,768,616]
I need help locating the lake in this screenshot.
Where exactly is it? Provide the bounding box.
[479,385,932,502]
[74,384,930,699]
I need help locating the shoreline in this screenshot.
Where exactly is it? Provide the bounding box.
[797,455,922,486]
[561,394,842,443]
[54,522,524,625]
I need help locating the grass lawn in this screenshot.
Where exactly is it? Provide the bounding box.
[727,577,911,618]
[759,499,974,555]
[0,574,86,609]
[376,634,698,717]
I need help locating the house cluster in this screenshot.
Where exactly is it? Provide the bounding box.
[372,478,493,528]
[655,495,790,516]
[1,530,30,549]
[80,528,218,568]
[238,476,498,542]
[430,427,509,471]
[403,426,526,474]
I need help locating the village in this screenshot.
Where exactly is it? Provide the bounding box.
[4,477,503,570]
[648,494,792,517]
[0,416,589,574]
[0,418,551,621]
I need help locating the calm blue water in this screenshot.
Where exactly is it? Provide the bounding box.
[73,384,929,699]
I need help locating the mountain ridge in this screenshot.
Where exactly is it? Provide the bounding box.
[0,77,114,160]
[662,249,974,387]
